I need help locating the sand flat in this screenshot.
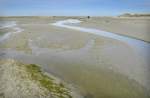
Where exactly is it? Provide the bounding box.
[0,17,150,98]
[78,17,150,42]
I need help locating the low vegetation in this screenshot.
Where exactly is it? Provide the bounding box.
[0,59,74,98]
[25,64,72,98]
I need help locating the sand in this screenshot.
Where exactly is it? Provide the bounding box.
[78,17,150,42]
[0,59,82,98]
[0,16,150,98]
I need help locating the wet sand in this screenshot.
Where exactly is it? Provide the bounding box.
[0,17,150,98]
[79,17,150,42]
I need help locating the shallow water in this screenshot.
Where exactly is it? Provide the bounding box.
[0,21,23,43]
[1,37,150,98]
[0,20,150,98]
[51,19,150,97]
[1,47,149,98]
[0,21,16,29]
[52,19,150,65]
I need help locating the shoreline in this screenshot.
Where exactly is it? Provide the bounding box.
[52,19,150,91]
[0,59,83,98]
[0,21,24,43]
[0,17,150,98]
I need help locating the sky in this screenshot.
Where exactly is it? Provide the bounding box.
[0,0,150,16]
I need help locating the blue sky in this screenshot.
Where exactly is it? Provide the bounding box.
[0,0,150,16]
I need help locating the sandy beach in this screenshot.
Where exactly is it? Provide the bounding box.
[0,16,150,98]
